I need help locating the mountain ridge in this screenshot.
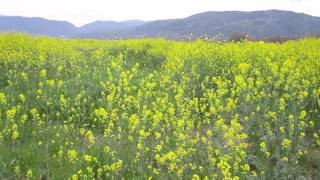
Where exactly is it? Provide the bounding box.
[0,15,77,37]
[0,10,320,39]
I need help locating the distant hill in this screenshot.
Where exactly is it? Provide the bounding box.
[79,20,145,33]
[0,16,77,37]
[128,10,320,39]
[77,20,145,38]
[1,10,320,39]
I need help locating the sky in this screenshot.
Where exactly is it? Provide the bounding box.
[0,0,319,26]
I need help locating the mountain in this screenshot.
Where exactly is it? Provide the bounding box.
[77,20,145,38]
[79,20,145,33]
[127,10,320,39]
[0,16,77,37]
[1,10,320,39]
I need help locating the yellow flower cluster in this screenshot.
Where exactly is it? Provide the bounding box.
[0,92,6,104]
[0,34,319,179]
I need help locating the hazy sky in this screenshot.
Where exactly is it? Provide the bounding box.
[0,0,319,26]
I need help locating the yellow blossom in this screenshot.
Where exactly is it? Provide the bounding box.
[85,130,95,144]
[40,69,47,77]
[0,92,6,104]
[281,138,292,150]
[6,107,17,120]
[84,154,93,162]
[67,149,78,163]
[95,107,108,120]
[192,174,200,180]
[26,169,33,178]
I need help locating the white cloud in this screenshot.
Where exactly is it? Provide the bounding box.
[0,0,319,26]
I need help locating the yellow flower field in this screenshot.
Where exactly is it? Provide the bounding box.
[0,34,319,179]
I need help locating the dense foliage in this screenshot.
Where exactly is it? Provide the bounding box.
[0,34,319,179]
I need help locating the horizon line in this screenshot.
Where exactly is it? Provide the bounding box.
[0,9,318,27]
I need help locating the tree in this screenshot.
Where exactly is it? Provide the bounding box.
[229,32,249,42]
